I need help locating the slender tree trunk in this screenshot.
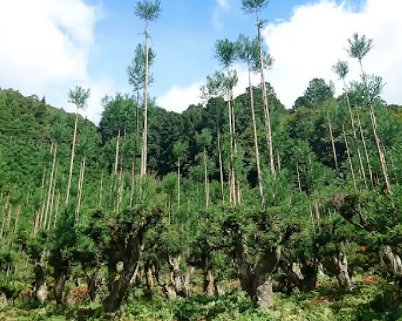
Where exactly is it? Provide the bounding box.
[44,144,57,228]
[204,148,209,209]
[231,97,241,204]
[257,17,275,178]
[328,117,339,176]
[99,171,104,208]
[114,128,121,175]
[359,61,391,194]
[277,152,281,171]
[117,165,123,212]
[297,164,302,193]
[227,89,236,206]
[75,158,83,220]
[343,80,367,189]
[75,157,86,220]
[356,111,374,188]
[53,190,60,229]
[130,90,140,207]
[39,203,45,231]
[13,205,20,234]
[66,110,79,207]
[249,67,265,211]
[177,158,181,208]
[342,125,357,190]
[140,22,150,194]
[47,163,57,230]
[0,191,10,238]
[217,126,225,203]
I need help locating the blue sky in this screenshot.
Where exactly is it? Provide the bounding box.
[1,0,401,122]
[88,0,320,101]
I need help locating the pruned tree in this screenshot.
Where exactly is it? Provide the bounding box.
[65,86,90,207]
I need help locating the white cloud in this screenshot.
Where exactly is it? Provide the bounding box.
[211,10,224,31]
[157,82,204,112]
[217,0,229,10]
[157,64,261,113]
[0,0,115,124]
[211,0,230,30]
[160,0,402,112]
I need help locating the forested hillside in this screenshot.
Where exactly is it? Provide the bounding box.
[2,0,402,320]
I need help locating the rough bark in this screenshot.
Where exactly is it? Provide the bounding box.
[102,210,159,313]
[51,250,70,304]
[87,267,99,302]
[33,264,47,303]
[233,239,280,309]
[380,246,402,277]
[183,265,195,297]
[281,261,318,292]
[204,270,215,296]
[322,253,354,291]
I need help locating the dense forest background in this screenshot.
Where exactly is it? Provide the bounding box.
[2,0,402,320]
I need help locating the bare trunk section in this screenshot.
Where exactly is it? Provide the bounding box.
[75,157,86,220]
[343,81,367,189]
[217,121,225,203]
[342,125,357,190]
[66,110,79,207]
[44,144,57,227]
[114,128,121,175]
[356,112,374,188]
[204,148,209,208]
[117,165,123,212]
[257,17,275,179]
[53,190,60,229]
[231,97,241,204]
[140,22,150,195]
[99,171,103,208]
[227,91,236,206]
[47,164,57,230]
[359,61,391,194]
[13,205,20,234]
[328,117,339,176]
[297,164,302,193]
[249,67,265,211]
[177,158,181,208]
[130,91,140,207]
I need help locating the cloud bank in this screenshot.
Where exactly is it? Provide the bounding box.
[0,0,115,123]
[158,0,402,113]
